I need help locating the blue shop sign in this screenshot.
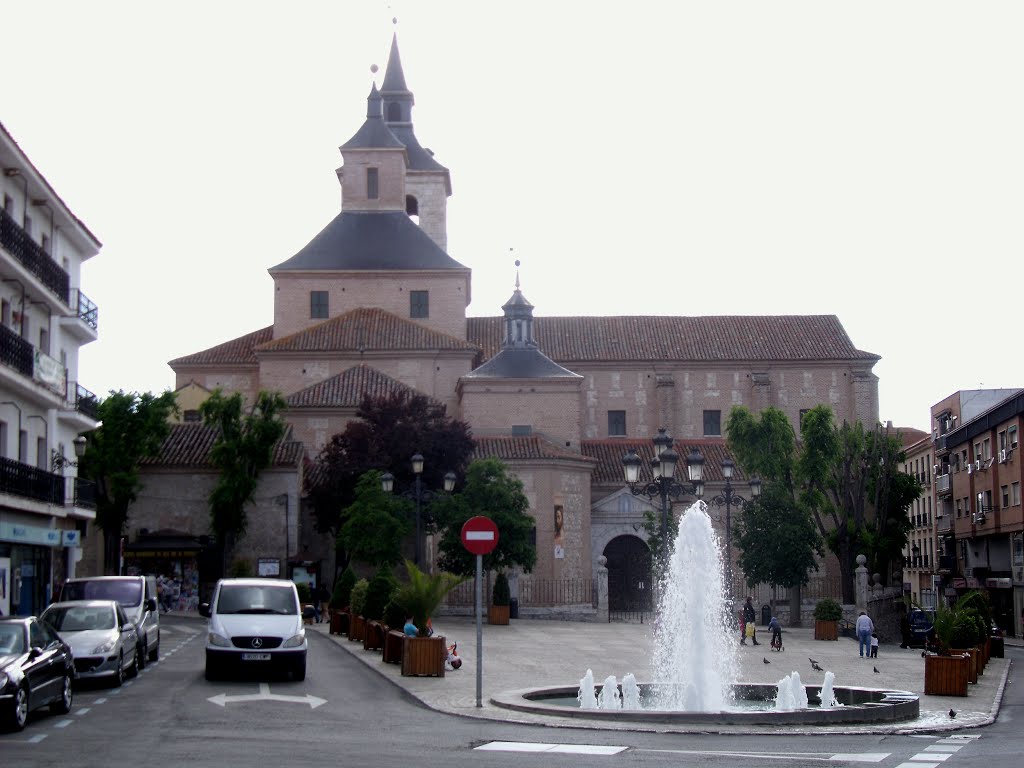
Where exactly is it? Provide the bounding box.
[0,521,62,547]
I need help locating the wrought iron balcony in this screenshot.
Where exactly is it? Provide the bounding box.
[71,289,98,330]
[0,455,63,505]
[74,477,96,509]
[0,208,71,304]
[0,322,35,377]
[937,554,956,573]
[68,382,99,420]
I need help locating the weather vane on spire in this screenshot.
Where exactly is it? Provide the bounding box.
[512,248,521,290]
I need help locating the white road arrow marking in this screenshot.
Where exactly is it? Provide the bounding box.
[207,683,326,709]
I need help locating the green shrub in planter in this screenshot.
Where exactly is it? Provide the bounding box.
[383,599,406,630]
[492,572,510,606]
[350,578,369,617]
[363,568,396,621]
[295,581,312,604]
[331,568,357,610]
[813,598,843,622]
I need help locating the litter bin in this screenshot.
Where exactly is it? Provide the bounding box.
[509,598,519,620]
[762,604,771,628]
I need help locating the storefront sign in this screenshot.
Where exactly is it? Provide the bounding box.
[61,530,80,547]
[984,577,1011,588]
[258,559,280,577]
[951,578,967,588]
[965,577,980,588]
[0,522,61,547]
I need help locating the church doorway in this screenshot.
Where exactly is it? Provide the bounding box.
[604,535,653,614]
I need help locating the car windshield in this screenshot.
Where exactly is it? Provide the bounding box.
[43,605,115,632]
[216,585,297,615]
[0,625,26,654]
[63,580,142,607]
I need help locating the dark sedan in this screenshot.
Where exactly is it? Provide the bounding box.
[0,616,74,731]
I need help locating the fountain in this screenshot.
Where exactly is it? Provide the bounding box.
[493,501,918,727]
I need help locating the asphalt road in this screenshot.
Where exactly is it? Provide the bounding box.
[2,618,1018,768]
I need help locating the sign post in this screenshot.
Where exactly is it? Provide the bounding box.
[461,516,499,708]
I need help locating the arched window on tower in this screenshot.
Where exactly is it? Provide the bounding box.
[387,102,402,122]
[406,194,419,225]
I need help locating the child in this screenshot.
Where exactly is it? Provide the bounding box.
[446,641,462,670]
[769,616,782,650]
[870,632,879,658]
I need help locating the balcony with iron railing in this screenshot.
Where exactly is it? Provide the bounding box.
[70,289,98,330]
[0,322,35,378]
[937,554,956,573]
[0,455,63,505]
[0,208,71,304]
[67,382,99,420]
[935,473,952,495]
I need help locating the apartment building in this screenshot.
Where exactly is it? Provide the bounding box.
[0,122,101,615]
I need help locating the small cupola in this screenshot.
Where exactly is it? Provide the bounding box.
[337,83,408,212]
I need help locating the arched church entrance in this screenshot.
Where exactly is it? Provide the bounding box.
[603,535,653,612]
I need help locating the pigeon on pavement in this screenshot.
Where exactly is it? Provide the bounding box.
[809,657,819,665]
[811,662,823,672]
[948,709,957,719]
[763,657,771,664]
[873,666,880,673]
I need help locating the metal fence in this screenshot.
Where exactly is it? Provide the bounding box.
[443,577,596,609]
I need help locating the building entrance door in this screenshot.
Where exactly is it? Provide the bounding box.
[604,535,653,612]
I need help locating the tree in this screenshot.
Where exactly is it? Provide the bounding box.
[77,390,178,574]
[200,390,287,570]
[336,471,411,568]
[733,481,823,597]
[726,405,822,622]
[305,392,474,573]
[432,458,537,577]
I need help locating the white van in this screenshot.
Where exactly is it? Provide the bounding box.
[61,576,160,667]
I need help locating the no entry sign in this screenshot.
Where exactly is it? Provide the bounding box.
[461,516,499,556]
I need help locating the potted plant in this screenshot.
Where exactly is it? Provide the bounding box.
[382,600,407,664]
[488,572,511,625]
[329,568,356,635]
[924,596,974,696]
[347,578,369,642]
[362,568,395,652]
[813,598,842,641]
[393,560,465,677]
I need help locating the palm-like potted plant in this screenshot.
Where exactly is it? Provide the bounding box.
[813,598,842,641]
[489,572,511,625]
[393,560,465,677]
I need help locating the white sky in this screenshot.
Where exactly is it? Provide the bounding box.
[3,1,1022,433]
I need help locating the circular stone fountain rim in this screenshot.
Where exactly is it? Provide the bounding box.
[491,683,919,726]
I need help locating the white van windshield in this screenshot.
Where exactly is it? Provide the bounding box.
[216,585,297,615]
[63,579,143,607]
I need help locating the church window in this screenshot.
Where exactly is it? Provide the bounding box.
[608,411,626,437]
[410,290,429,318]
[310,291,329,319]
[703,410,721,436]
[387,102,402,122]
[406,195,418,217]
[366,167,379,199]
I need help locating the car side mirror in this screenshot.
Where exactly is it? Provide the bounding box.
[198,603,211,618]
[28,646,44,659]
[147,597,158,612]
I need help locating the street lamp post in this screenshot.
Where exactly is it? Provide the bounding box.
[381,454,457,568]
[621,428,706,564]
[704,457,761,600]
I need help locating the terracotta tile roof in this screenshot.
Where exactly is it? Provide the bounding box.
[286,364,441,408]
[472,436,596,464]
[582,438,748,486]
[168,326,273,367]
[139,423,304,468]
[466,315,879,364]
[256,308,477,354]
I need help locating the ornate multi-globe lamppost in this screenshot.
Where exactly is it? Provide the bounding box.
[381,453,457,568]
[704,456,761,600]
[621,428,706,563]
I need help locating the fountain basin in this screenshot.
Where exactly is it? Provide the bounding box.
[492,683,919,726]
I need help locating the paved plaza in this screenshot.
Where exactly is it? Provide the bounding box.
[308,616,1016,735]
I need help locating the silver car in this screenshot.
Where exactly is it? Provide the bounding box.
[40,601,139,687]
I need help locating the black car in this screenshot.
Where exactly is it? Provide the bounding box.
[907,608,935,646]
[0,617,75,731]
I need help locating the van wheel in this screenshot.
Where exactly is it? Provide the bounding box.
[136,640,147,670]
[127,647,140,678]
[148,633,160,662]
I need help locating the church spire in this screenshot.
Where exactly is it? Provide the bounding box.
[501,257,537,350]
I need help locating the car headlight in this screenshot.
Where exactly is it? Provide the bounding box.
[92,639,116,654]
[0,672,8,689]
[282,630,305,648]
[208,632,232,648]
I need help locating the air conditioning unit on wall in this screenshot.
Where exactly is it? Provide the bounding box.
[966,462,973,475]
[974,459,981,472]
[999,449,1008,463]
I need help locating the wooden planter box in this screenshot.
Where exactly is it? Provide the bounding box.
[363,620,386,651]
[348,614,366,642]
[924,653,970,696]
[488,604,510,625]
[948,648,979,683]
[401,635,446,677]
[383,630,405,664]
[329,610,349,636]
[814,619,838,641]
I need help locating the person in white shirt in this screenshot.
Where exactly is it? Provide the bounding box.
[856,611,874,657]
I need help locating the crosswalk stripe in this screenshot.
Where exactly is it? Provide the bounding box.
[475,742,627,755]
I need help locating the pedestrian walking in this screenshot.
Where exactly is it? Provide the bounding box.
[742,597,759,646]
[856,611,874,657]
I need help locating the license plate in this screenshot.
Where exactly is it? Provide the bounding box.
[241,653,271,661]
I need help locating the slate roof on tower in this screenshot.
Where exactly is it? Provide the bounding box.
[268,211,464,272]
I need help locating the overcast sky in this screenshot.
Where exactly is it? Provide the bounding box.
[3,1,1022,433]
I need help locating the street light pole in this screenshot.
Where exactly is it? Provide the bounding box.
[382,454,457,570]
[706,457,760,600]
[622,428,706,565]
